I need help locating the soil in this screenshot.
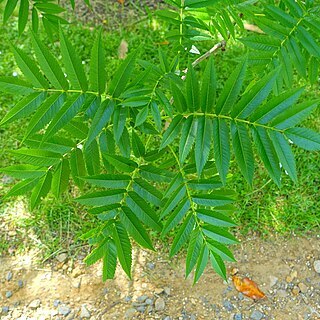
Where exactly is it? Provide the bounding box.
[1,233,320,320]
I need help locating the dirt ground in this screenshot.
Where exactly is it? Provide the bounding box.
[1,233,320,320]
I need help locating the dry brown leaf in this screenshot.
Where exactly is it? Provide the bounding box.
[231,270,266,300]
[118,39,128,60]
[117,0,125,4]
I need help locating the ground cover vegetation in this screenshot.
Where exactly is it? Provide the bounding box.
[0,0,319,282]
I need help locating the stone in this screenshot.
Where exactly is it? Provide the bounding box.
[290,270,298,279]
[29,299,41,309]
[17,280,23,288]
[298,283,308,293]
[137,295,148,302]
[124,296,132,302]
[145,298,153,305]
[163,317,172,320]
[286,276,293,283]
[6,271,13,281]
[58,305,71,316]
[234,314,242,320]
[313,260,320,274]
[292,286,300,295]
[72,266,84,278]
[5,291,12,298]
[56,253,68,263]
[223,300,234,311]
[238,293,244,300]
[136,306,146,313]
[124,308,136,318]
[154,288,164,294]
[146,262,155,270]
[53,300,61,307]
[277,289,288,298]
[164,287,171,295]
[269,276,278,288]
[2,306,9,314]
[250,310,264,320]
[154,297,165,311]
[80,305,91,318]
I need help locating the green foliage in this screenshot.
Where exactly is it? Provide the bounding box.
[1,0,320,283]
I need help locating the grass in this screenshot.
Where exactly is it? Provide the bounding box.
[0,4,319,259]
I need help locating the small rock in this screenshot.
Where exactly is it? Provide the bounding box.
[238,293,244,301]
[5,291,12,298]
[136,306,146,313]
[137,295,148,302]
[286,276,293,283]
[290,270,298,279]
[269,276,278,288]
[223,300,234,311]
[277,289,288,298]
[124,296,132,302]
[154,288,164,295]
[17,280,23,288]
[53,300,61,307]
[58,305,71,316]
[72,266,84,278]
[234,314,242,320]
[145,298,153,305]
[292,286,300,295]
[146,262,155,270]
[56,253,68,263]
[154,297,165,311]
[29,299,41,309]
[80,305,91,318]
[164,287,171,295]
[124,308,136,319]
[163,317,172,320]
[2,306,9,314]
[72,280,81,289]
[190,315,196,320]
[250,310,264,320]
[6,271,13,281]
[313,260,320,274]
[298,283,308,293]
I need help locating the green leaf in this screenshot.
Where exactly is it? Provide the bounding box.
[210,252,227,280]
[192,190,235,207]
[76,189,125,206]
[84,139,100,175]
[11,149,61,166]
[43,94,85,141]
[202,224,238,244]
[296,26,320,58]
[186,62,199,112]
[195,116,212,176]
[3,0,18,23]
[162,199,190,236]
[163,173,183,198]
[118,127,131,158]
[160,115,184,149]
[231,69,279,118]
[252,127,281,186]
[31,32,69,90]
[133,178,163,206]
[70,147,86,189]
[0,76,34,95]
[52,159,70,197]
[207,240,236,262]
[4,177,40,198]
[216,59,247,114]
[285,127,320,151]
[156,89,173,117]
[59,28,88,91]
[187,178,222,190]
[18,0,28,35]
[186,229,203,278]
[120,206,155,250]
[269,131,297,182]
[170,213,195,257]
[212,118,230,185]
[271,100,319,130]
[113,106,127,142]
[87,99,114,145]
[194,245,209,284]
[103,154,138,173]
[30,171,52,210]
[139,164,173,182]
[179,115,198,164]
[85,238,108,266]
[126,191,162,232]
[90,29,106,94]
[100,130,115,173]
[113,222,132,278]
[102,240,117,281]
[0,165,46,179]
[31,7,39,32]
[82,174,131,188]
[200,56,216,113]
[197,208,236,227]
[171,80,187,113]
[161,184,186,219]
[132,130,146,158]
[109,50,137,98]
[0,92,46,126]
[12,46,49,89]
[231,122,254,185]
[23,93,66,140]
[151,101,162,131]
[135,106,149,127]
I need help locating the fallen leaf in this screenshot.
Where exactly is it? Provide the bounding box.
[117,0,125,4]
[232,270,266,300]
[118,39,128,60]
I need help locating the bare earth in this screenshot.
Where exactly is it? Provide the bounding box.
[1,234,320,320]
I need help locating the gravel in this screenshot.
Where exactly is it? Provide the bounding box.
[80,305,91,318]
[250,310,265,320]
[6,271,13,281]
[58,305,71,316]
[313,260,320,273]
[5,291,12,298]
[29,299,41,309]
[154,297,165,311]
[17,280,23,288]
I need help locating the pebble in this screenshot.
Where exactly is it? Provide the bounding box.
[146,262,155,270]
[6,271,13,281]
[58,305,71,316]
[2,306,9,314]
[53,299,61,307]
[154,288,164,294]
[163,317,172,320]
[29,299,41,309]
[154,297,165,311]
[72,266,84,278]
[238,293,244,300]
[292,286,300,295]
[298,282,308,293]
[313,260,320,274]
[277,289,288,298]
[223,300,234,311]
[80,305,91,318]
[124,308,136,318]
[145,298,153,305]
[56,253,68,263]
[269,275,278,287]
[250,310,264,320]
[124,296,132,302]
[137,295,148,302]
[17,280,23,288]
[234,314,242,320]
[136,305,146,313]
[164,287,171,295]
[5,291,12,298]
